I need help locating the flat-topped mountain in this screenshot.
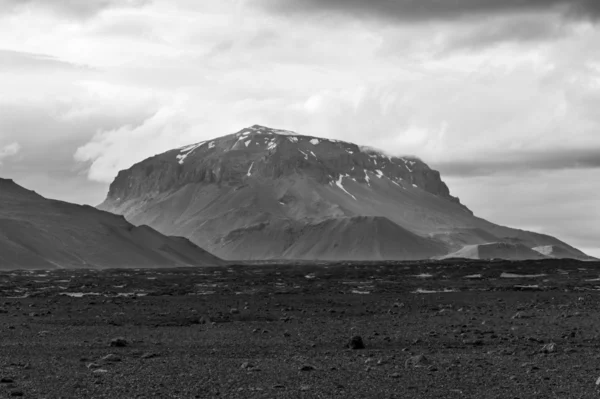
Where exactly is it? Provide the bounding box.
[98,125,592,261]
[0,178,222,269]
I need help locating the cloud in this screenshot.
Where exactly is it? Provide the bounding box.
[0,49,90,71]
[435,148,600,177]
[74,101,193,182]
[0,0,150,18]
[0,142,21,165]
[256,0,600,23]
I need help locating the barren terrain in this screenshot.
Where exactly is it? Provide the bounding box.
[2,259,600,398]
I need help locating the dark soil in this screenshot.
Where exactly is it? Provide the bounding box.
[1,259,600,398]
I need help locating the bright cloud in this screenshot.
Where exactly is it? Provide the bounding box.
[0,142,21,165]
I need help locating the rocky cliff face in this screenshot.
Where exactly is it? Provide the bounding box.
[104,125,467,211]
[98,125,590,261]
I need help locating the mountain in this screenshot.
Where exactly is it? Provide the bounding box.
[98,124,592,261]
[0,178,222,269]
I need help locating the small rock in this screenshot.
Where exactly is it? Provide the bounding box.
[512,311,532,319]
[86,363,102,369]
[346,336,365,350]
[540,343,557,354]
[93,369,108,374]
[230,308,240,315]
[101,354,121,363]
[241,362,254,370]
[300,385,311,391]
[141,352,159,359]
[463,339,484,346]
[405,354,431,368]
[109,337,128,347]
[390,373,401,379]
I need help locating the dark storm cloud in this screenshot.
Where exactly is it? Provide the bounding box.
[444,17,569,50]
[435,148,600,177]
[257,0,600,22]
[0,0,150,18]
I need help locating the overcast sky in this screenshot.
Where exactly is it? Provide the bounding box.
[0,0,599,257]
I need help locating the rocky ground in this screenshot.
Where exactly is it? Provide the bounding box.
[1,259,600,398]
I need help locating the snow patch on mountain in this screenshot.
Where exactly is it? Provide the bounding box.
[335,174,356,200]
[364,170,371,186]
[176,141,205,165]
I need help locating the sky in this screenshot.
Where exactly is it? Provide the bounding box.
[0,0,599,257]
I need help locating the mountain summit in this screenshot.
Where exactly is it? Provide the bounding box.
[99,125,591,261]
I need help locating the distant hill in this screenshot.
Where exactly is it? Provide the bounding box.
[98,125,592,261]
[441,242,549,261]
[0,178,222,269]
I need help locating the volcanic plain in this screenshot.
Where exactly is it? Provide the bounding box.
[2,259,600,398]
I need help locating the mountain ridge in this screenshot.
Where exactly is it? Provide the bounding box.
[0,177,223,269]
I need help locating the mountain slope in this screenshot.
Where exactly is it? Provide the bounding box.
[98,125,591,261]
[0,178,222,269]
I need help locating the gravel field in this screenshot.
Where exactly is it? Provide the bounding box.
[1,259,600,398]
